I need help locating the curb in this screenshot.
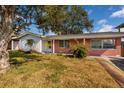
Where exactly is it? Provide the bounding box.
[98,59,124,88]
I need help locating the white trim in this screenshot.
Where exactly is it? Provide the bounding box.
[40,39,42,53]
[52,40,55,53]
[91,48,116,50]
[83,38,85,45]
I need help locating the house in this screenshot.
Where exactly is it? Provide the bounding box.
[10,31,124,57]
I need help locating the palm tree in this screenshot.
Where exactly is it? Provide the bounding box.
[25,39,35,53]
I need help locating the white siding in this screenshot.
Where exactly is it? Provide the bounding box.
[13,40,19,50]
[120,28,124,32]
[19,34,42,52]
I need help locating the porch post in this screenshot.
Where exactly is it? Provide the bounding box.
[83,38,86,45]
[11,40,14,50]
[52,40,55,53]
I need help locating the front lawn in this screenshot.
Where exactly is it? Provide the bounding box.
[0,51,119,88]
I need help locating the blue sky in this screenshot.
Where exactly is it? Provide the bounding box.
[29,5,124,35]
[84,5,124,32]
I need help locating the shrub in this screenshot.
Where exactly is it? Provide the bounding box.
[9,50,24,58]
[72,44,88,58]
[25,39,35,52]
[10,57,26,63]
[10,57,27,68]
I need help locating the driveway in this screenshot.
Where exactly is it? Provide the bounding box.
[98,57,124,87]
[108,57,124,72]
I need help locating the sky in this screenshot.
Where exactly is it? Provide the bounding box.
[84,5,124,32]
[28,5,124,35]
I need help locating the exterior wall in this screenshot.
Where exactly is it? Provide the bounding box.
[19,34,41,52]
[54,38,122,56]
[122,42,124,57]
[54,40,71,53]
[88,38,121,56]
[120,28,124,32]
[13,40,19,50]
[54,39,84,54]
[11,33,122,56]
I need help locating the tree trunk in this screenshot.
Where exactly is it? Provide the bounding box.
[0,34,14,73]
[0,6,15,73]
[0,49,10,73]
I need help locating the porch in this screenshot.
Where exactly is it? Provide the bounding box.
[42,37,123,57]
[41,38,86,54]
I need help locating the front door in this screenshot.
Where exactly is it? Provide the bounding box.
[43,40,52,53]
[47,41,52,52]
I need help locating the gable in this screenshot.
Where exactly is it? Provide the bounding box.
[19,32,42,39]
[20,34,41,42]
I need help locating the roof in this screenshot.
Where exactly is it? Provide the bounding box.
[45,32,124,40]
[12,32,124,40]
[18,31,42,38]
[115,23,124,29]
[12,31,43,40]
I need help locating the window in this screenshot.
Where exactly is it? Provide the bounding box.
[59,40,69,48]
[91,39,115,49]
[91,40,102,49]
[103,39,115,49]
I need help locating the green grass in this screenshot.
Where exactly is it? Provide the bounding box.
[0,51,119,88]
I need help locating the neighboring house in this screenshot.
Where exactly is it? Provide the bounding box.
[10,24,124,57]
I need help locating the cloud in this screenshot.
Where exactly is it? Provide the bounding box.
[97,19,108,25]
[110,7,124,18]
[97,24,114,32]
[96,19,115,32]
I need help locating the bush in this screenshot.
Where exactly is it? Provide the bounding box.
[9,50,24,58]
[10,57,26,63]
[72,44,88,58]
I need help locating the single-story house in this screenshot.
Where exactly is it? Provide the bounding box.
[10,31,124,57]
[9,23,124,57]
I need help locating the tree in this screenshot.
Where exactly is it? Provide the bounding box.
[0,5,37,72]
[36,5,68,35]
[36,5,93,35]
[64,6,93,34]
[25,39,35,52]
[0,6,16,72]
[0,5,93,73]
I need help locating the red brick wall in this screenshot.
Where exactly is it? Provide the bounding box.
[88,38,121,56]
[54,39,84,54]
[54,38,122,56]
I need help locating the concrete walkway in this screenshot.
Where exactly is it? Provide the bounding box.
[98,58,124,88]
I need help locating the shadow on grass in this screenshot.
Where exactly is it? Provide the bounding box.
[9,50,43,68]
